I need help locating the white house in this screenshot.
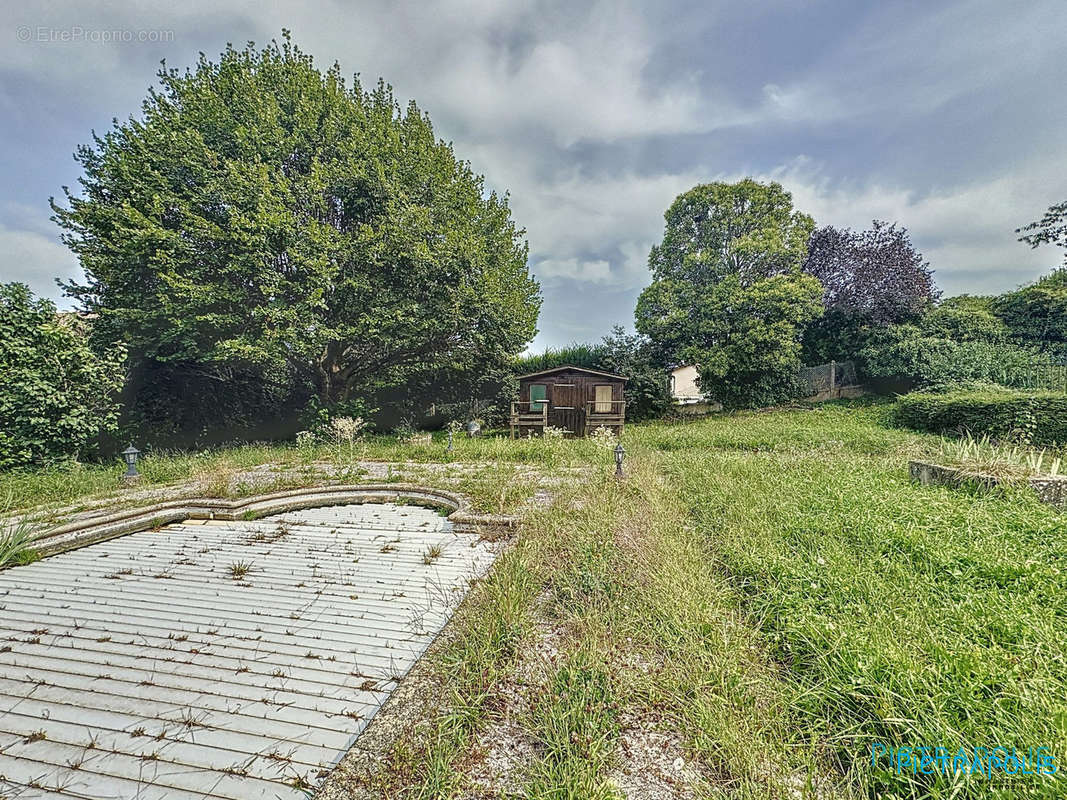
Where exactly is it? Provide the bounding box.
[668,365,722,412]
[669,364,704,404]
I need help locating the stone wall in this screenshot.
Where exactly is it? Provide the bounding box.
[909,460,1066,509]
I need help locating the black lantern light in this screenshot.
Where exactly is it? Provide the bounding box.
[122,444,141,480]
[614,443,625,478]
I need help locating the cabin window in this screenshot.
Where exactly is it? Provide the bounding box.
[529,384,547,411]
[594,385,613,413]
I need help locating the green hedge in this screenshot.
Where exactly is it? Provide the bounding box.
[893,387,1067,445]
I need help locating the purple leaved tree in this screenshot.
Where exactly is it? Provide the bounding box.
[804,221,939,325]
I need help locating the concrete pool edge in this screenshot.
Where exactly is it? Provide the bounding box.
[26,483,518,558]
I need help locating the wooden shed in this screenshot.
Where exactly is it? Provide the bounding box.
[511,366,627,438]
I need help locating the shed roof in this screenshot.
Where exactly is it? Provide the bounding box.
[516,364,628,382]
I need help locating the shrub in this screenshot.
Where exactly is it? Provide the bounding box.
[919,295,1008,342]
[893,386,1067,445]
[859,324,1040,389]
[993,267,1067,351]
[0,283,126,469]
[597,327,672,421]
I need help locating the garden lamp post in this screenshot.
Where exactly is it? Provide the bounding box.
[122,444,141,482]
[614,443,625,479]
[446,428,454,452]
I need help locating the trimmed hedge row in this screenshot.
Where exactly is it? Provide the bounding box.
[894,387,1067,445]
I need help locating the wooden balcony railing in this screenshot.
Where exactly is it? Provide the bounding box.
[584,400,625,433]
[509,401,548,438]
[509,400,626,437]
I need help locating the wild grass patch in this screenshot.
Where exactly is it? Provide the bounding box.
[386,459,829,798]
[0,517,39,569]
[658,409,1067,799]
[938,433,1064,478]
[6,403,1061,799]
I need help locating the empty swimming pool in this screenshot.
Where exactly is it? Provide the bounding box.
[0,503,496,799]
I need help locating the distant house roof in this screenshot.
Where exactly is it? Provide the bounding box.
[516,365,628,382]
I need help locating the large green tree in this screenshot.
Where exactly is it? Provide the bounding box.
[1017,199,1067,266]
[635,179,822,408]
[0,283,125,469]
[992,268,1067,353]
[53,34,540,433]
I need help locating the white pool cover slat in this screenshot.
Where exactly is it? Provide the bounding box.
[0,503,496,799]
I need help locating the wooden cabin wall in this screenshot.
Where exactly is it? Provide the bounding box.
[517,369,625,436]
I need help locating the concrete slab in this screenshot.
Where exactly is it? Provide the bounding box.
[0,503,497,799]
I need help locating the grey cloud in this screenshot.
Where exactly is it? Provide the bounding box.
[0,0,1063,350]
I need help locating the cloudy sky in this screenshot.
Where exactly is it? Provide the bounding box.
[2,1,1065,350]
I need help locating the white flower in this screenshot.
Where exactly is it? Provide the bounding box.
[330,416,366,443]
[589,425,618,450]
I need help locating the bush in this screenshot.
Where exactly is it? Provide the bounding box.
[859,324,1040,389]
[993,267,1067,352]
[0,283,126,468]
[920,295,1008,342]
[893,386,1067,445]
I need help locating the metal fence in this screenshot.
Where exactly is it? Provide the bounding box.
[999,358,1067,392]
[797,360,860,397]
[797,356,1067,396]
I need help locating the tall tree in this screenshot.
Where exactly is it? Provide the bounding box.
[992,268,1067,353]
[0,284,125,468]
[52,34,540,435]
[635,179,822,408]
[1017,199,1067,266]
[801,222,938,362]
[989,202,1067,355]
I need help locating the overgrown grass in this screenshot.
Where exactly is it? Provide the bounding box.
[366,455,836,798]
[0,518,39,569]
[5,401,1064,798]
[359,402,1064,798]
[525,651,621,799]
[655,403,1067,798]
[0,431,612,518]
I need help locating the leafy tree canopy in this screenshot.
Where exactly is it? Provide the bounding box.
[53,33,540,424]
[0,283,125,469]
[801,221,938,362]
[648,178,813,287]
[921,295,1007,343]
[992,268,1067,353]
[636,179,822,408]
[803,221,938,325]
[1017,199,1067,265]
